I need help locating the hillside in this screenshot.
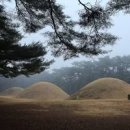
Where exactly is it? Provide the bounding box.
[17,82,69,100]
[70,78,130,99]
[0,87,24,97]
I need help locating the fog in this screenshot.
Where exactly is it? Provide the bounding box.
[0,0,130,91]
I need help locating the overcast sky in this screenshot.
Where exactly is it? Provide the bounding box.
[10,0,130,69]
[53,0,130,68]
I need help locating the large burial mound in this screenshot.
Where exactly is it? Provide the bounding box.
[17,82,69,100]
[70,78,130,99]
[0,87,24,97]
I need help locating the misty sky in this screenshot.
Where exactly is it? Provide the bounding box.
[53,0,130,68]
[8,0,130,69]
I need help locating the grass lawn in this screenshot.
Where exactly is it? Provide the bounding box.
[0,96,130,130]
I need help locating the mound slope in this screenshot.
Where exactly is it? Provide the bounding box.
[71,78,130,99]
[17,82,69,100]
[0,87,24,96]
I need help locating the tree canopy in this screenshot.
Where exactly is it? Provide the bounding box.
[11,0,130,59]
[0,0,130,77]
[0,5,52,78]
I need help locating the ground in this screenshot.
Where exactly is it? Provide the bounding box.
[0,96,130,130]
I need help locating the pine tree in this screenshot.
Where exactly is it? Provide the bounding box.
[13,0,118,59]
[0,5,52,78]
[1,0,130,77]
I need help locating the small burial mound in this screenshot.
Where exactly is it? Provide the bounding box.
[17,82,69,100]
[70,78,130,100]
[0,87,24,97]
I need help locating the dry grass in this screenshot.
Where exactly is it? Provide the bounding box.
[0,87,24,97]
[1,97,130,130]
[0,96,35,104]
[1,79,130,130]
[17,82,69,100]
[70,78,130,99]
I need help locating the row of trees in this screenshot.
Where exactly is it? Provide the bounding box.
[44,55,130,94]
[1,55,130,94]
[0,0,130,77]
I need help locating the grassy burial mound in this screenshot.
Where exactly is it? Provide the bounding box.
[17,82,69,100]
[0,87,24,97]
[70,78,130,100]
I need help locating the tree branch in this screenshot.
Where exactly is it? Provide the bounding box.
[78,0,92,11]
[48,0,77,52]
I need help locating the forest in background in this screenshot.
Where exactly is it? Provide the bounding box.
[1,55,130,94]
